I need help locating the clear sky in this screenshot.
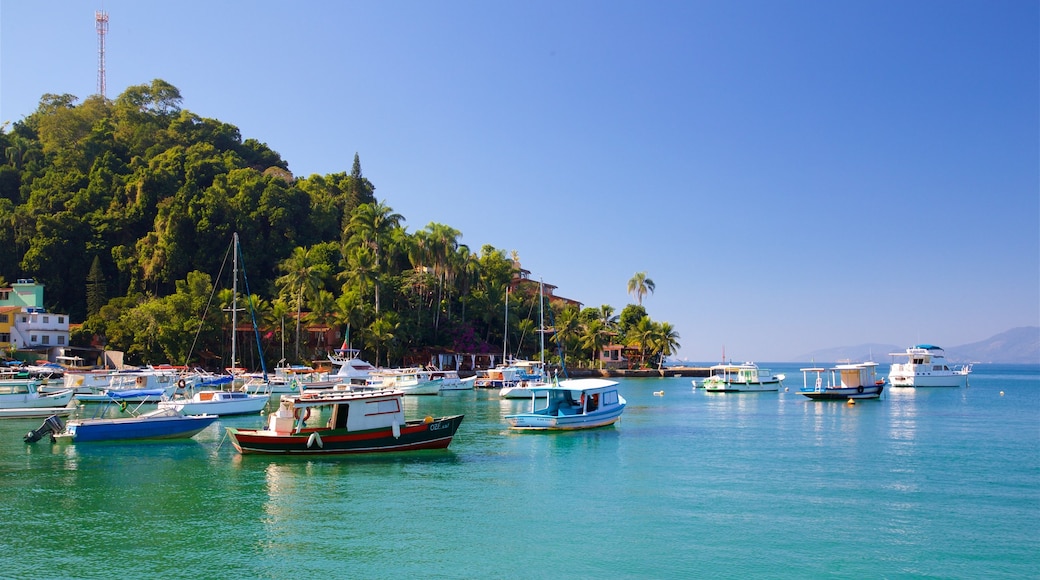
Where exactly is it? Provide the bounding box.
[2,1,1038,361]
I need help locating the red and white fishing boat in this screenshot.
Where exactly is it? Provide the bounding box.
[225,388,464,455]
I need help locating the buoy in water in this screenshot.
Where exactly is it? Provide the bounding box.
[846,398,856,406]
[1000,391,1005,396]
[653,390,664,396]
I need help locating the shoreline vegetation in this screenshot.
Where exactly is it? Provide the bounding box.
[0,80,680,372]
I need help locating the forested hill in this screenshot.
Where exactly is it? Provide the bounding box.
[0,79,375,321]
[0,80,680,370]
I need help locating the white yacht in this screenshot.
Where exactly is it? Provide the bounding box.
[887,344,971,387]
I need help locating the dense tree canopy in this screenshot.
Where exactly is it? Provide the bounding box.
[2,80,679,370]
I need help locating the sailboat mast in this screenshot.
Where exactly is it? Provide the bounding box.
[538,279,544,366]
[231,232,239,372]
[503,287,508,362]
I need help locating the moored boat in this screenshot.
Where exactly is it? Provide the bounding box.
[0,378,75,411]
[157,388,269,416]
[24,389,217,444]
[799,362,885,400]
[225,389,464,455]
[504,378,626,431]
[888,345,971,387]
[702,363,784,392]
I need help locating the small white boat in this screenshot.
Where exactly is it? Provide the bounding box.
[500,380,550,399]
[702,363,784,392]
[888,345,971,387]
[799,362,885,400]
[368,368,442,396]
[504,378,626,431]
[0,379,76,410]
[158,389,270,416]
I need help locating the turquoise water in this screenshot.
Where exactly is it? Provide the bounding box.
[1,364,1037,579]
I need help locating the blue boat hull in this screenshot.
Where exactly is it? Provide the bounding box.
[62,414,218,442]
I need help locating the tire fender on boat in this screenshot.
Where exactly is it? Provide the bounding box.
[857,386,864,394]
[177,379,186,389]
[294,407,312,422]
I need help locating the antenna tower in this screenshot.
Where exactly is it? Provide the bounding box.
[95,10,109,98]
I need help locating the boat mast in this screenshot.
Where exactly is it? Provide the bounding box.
[231,232,240,372]
[503,287,509,363]
[538,279,544,368]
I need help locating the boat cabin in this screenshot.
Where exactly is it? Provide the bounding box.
[268,389,406,435]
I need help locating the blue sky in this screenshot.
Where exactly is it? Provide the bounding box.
[2,1,1037,361]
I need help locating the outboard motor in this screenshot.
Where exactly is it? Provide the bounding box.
[24,415,65,444]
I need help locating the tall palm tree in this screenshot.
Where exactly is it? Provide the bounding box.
[651,321,681,370]
[627,316,656,368]
[346,200,403,314]
[368,312,400,367]
[423,222,460,331]
[579,319,611,368]
[627,272,655,306]
[276,246,329,361]
[305,289,337,356]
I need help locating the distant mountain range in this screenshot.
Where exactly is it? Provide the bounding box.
[796,327,1040,364]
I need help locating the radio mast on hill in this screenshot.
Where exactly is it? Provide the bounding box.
[95,10,109,98]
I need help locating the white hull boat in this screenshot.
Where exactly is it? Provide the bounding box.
[888,345,971,387]
[158,390,270,416]
[702,363,784,392]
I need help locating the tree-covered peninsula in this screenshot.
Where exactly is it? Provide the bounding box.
[0,80,679,370]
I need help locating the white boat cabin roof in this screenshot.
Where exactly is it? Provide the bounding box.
[286,388,403,409]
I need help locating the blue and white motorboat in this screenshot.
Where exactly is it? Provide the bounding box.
[504,378,626,431]
[798,362,885,400]
[24,389,217,443]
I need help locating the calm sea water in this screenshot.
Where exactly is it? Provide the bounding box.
[1,364,1036,579]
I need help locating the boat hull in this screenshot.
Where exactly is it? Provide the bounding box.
[888,373,968,388]
[75,386,177,403]
[0,405,77,419]
[499,382,548,399]
[0,388,75,409]
[703,379,782,393]
[60,414,218,442]
[800,384,884,400]
[158,392,270,416]
[227,414,465,455]
[506,407,624,430]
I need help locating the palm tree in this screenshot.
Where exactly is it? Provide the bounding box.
[597,304,618,331]
[305,289,337,356]
[579,319,611,368]
[346,200,403,314]
[628,274,653,309]
[627,316,656,368]
[276,246,329,361]
[627,272,655,306]
[423,222,460,331]
[268,298,293,363]
[340,245,379,306]
[368,312,400,367]
[651,321,681,370]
